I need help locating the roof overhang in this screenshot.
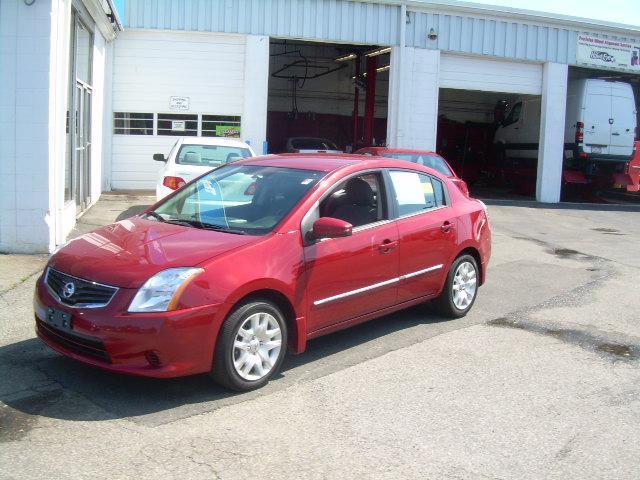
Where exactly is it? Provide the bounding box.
[82,0,123,41]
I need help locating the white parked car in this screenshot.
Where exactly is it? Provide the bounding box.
[154,137,256,201]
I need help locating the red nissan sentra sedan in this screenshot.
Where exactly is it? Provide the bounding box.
[355,147,471,196]
[34,154,491,391]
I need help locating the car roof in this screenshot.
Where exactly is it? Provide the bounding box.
[240,154,364,171]
[363,147,440,156]
[177,137,252,148]
[237,153,451,180]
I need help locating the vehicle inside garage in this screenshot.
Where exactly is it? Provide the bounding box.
[267,40,390,153]
[437,68,640,203]
[436,88,542,200]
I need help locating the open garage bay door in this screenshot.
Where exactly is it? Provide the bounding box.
[440,54,542,95]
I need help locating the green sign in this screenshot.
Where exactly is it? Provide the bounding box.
[216,125,241,138]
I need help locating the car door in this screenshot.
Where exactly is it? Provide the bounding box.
[610,82,637,157]
[387,169,457,303]
[303,171,400,332]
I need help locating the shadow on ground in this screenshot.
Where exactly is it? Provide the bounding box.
[115,204,152,222]
[0,304,446,424]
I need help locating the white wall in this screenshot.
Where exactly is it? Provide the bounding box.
[537,62,568,203]
[0,0,54,253]
[242,35,269,154]
[387,47,440,150]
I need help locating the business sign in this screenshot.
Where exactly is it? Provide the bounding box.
[576,34,640,72]
[171,120,186,131]
[215,125,241,138]
[169,96,190,111]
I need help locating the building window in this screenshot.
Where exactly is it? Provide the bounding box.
[202,115,242,138]
[157,113,198,136]
[113,112,154,135]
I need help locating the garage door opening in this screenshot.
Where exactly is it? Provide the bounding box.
[436,88,542,200]
[267,39,389,154]
[561,66,640,203]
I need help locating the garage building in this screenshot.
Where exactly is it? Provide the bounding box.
[1,0,639,253]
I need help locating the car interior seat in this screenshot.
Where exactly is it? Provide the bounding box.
[183,152,202,165]
[327,177,377,227]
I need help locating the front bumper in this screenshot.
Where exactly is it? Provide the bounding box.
[34,276,223,378]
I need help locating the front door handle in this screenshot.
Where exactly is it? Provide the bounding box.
[378,239,398,254]
[441,221,453,233]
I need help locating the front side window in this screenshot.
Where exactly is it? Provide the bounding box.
[503,102,522,126]
[382,153,453,176]
[389,170,447,217]
[151,165,324,235]
[176,144,252,167]
[319,172,386,228]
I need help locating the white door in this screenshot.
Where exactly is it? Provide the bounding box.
[439,54,542,95]
[610,83,637,157]
[583,81,612,155]
[111,30,247,190]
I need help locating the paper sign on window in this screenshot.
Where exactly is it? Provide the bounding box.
[390,171,427,205]
[171,120,186,131]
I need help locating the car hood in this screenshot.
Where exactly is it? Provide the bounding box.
[49,216,258,288]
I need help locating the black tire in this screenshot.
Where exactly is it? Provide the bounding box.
[210,300,288,392]
[433,255,479,318]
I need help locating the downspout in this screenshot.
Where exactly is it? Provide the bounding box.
[393,3,407,147]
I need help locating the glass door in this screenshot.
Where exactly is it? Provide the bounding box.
[73,82,92,210]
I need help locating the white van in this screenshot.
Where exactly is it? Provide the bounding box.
[494,79,637,165]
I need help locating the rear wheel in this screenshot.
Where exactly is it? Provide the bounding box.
[433,255,479,318]
[211,300,287,391]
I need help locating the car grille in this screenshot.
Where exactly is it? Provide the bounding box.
[37,318,111,363]
[45,268,118,308]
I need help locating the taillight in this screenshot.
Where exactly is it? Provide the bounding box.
[163,176,186,190]
[575,122,584,144]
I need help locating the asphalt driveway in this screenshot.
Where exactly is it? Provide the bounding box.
[1,194,639,479]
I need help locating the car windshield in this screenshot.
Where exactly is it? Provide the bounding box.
[292,138,338,150]
[383,153,453,176]
[150,165,324,235]
[176,144,252,167]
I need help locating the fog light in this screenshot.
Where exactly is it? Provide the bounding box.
[145,350,162,368]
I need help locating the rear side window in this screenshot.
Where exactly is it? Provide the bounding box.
[388,170,447,217]
[382,153,452,176]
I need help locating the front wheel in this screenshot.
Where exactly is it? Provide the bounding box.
[211,300,287,391]
[433,255,479,318]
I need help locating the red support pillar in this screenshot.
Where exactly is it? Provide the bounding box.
[363,56,377,146]
[352,56,360,150]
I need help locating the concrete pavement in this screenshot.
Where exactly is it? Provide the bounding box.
[1,196,639,479]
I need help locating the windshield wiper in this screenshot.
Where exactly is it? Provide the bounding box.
[167,218,246,235]
[143,211,166,222]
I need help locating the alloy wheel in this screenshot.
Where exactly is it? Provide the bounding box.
[232,312,282,381]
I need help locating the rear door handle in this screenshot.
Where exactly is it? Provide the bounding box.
[612,132,620,136]
[441,221,453,233]
[378,239,398,254]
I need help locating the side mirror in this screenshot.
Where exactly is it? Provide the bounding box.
[311,217,353,240]
[153,153,167,162]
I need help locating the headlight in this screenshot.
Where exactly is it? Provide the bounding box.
[128,267,203,313]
